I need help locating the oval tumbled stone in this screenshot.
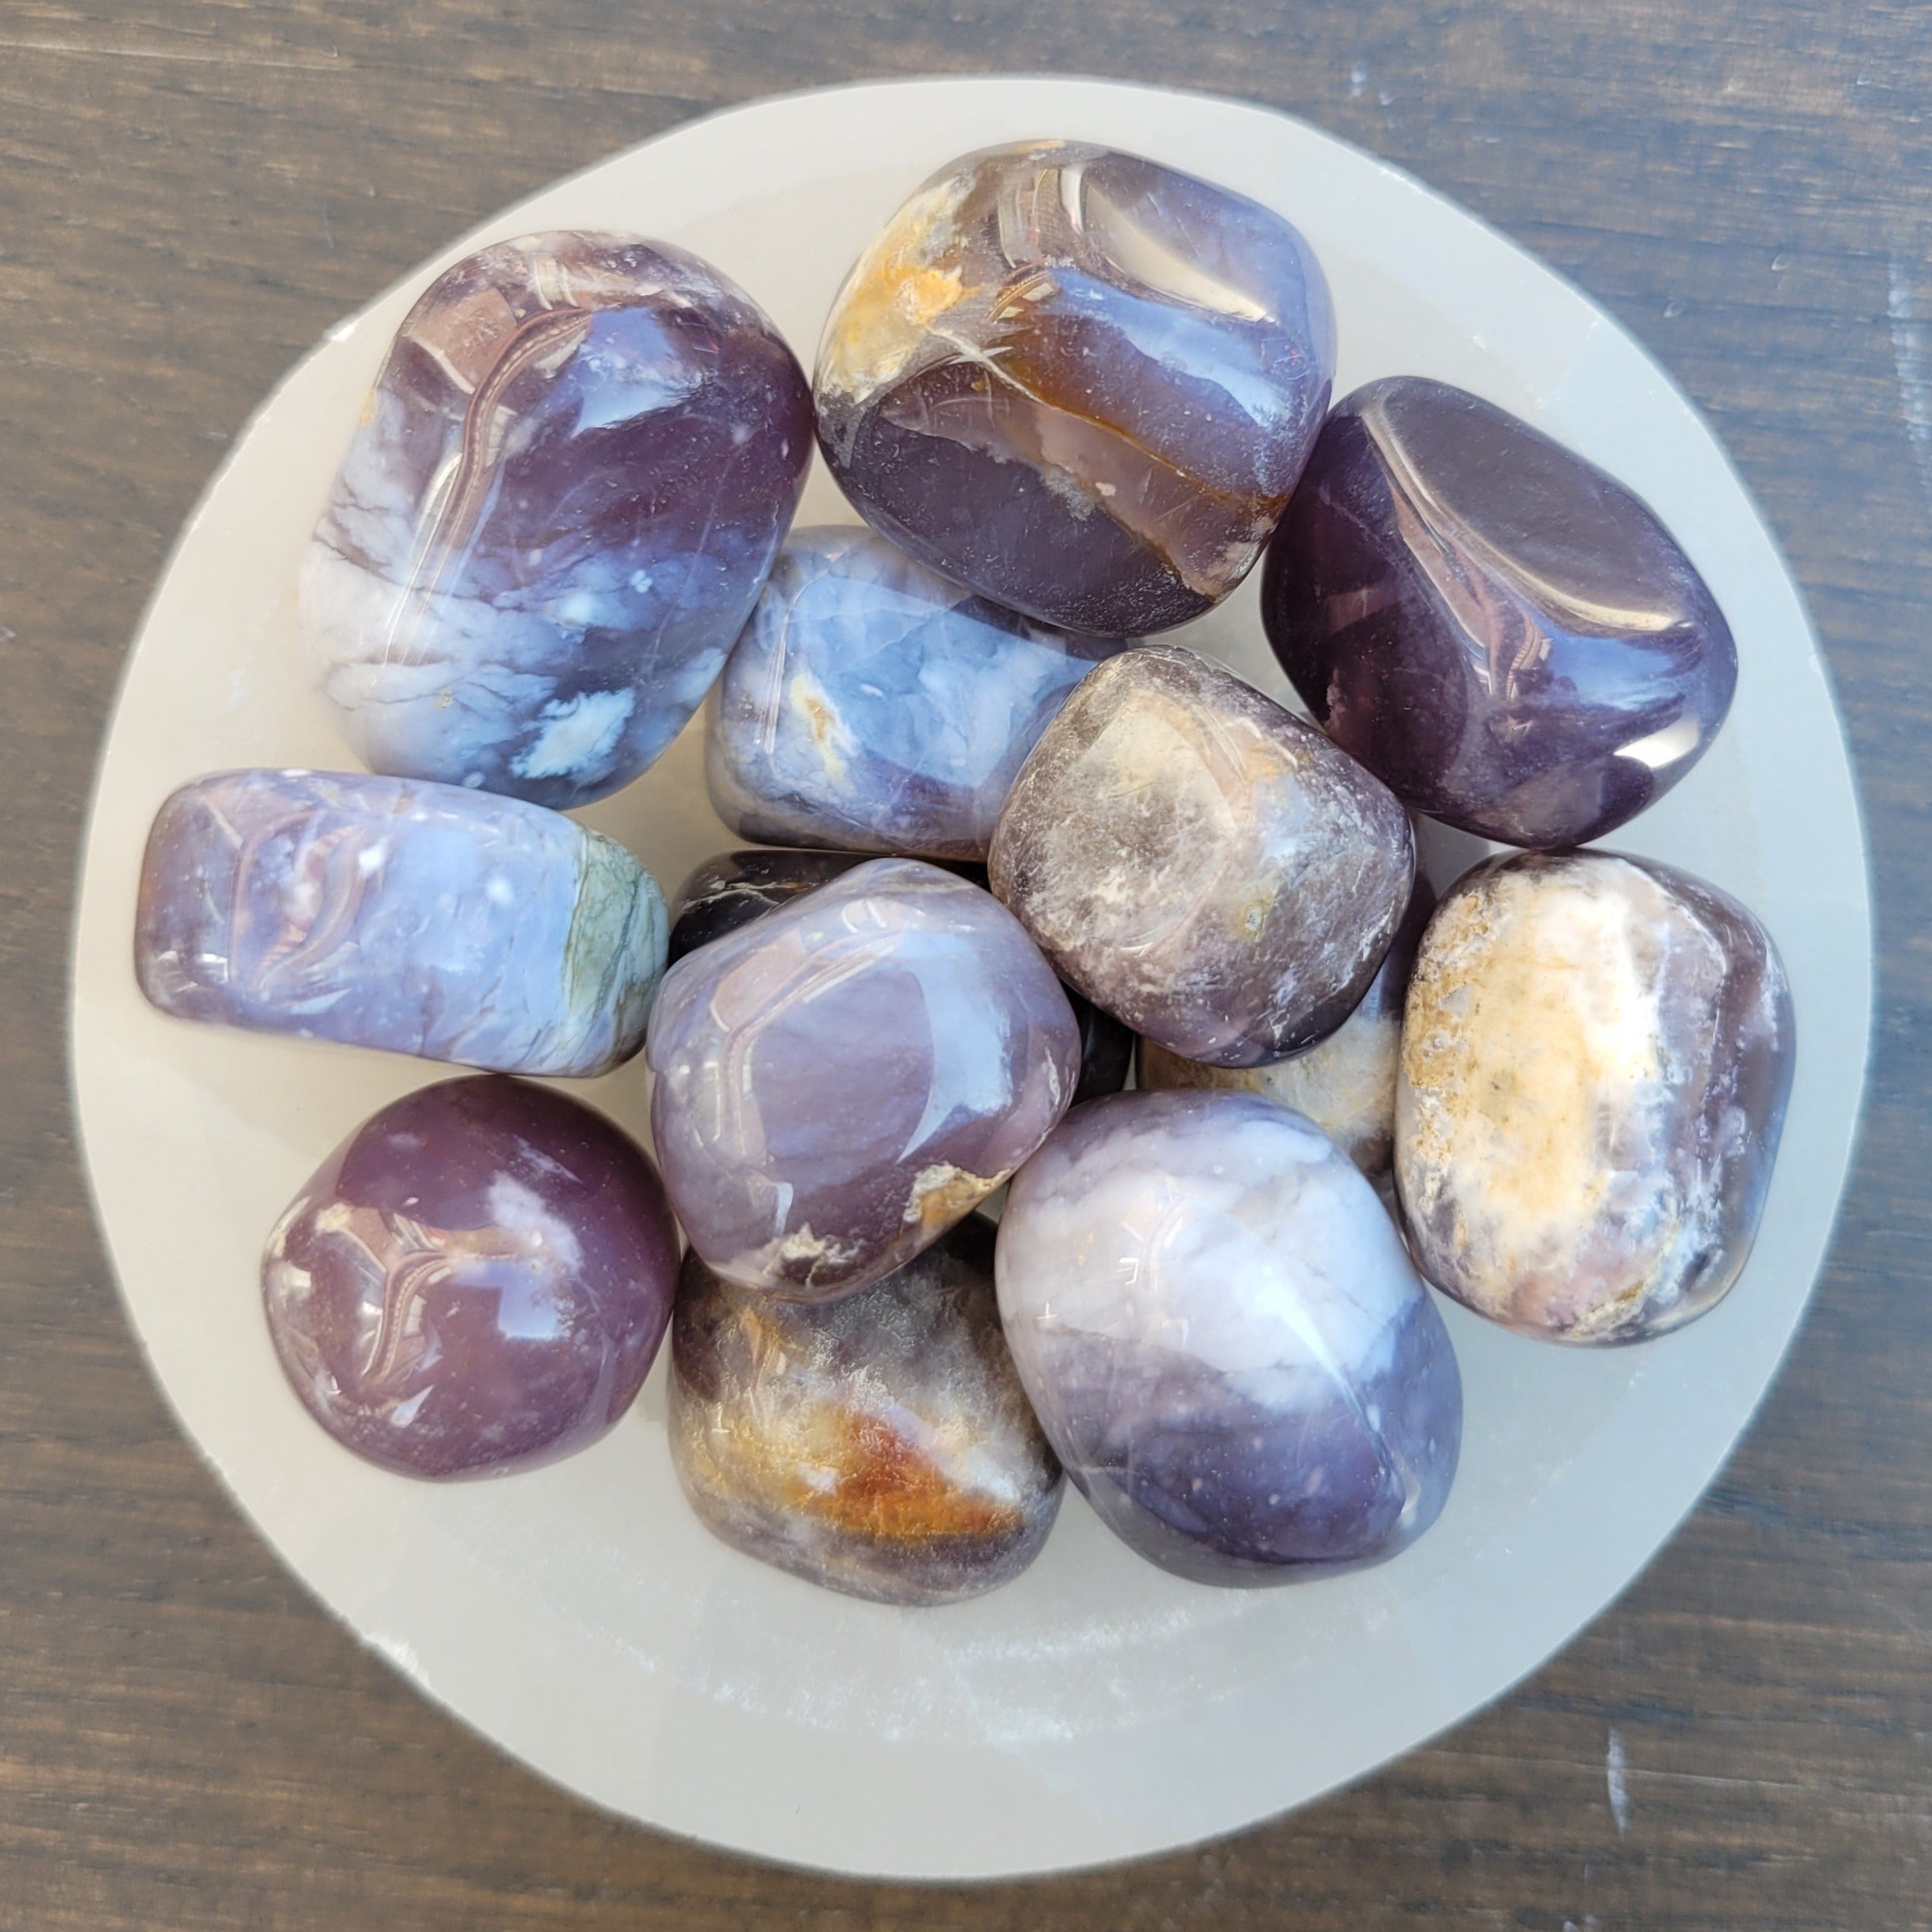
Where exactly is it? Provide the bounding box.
[996,1089,1462,1585]
[816,141,1335,636]
[646,858,1079,1302]
[1396,849,1795,1344]
[706,525,1125,860]
[1262,376,1737,849]
[988,644,1414,1068]
[669,1217,1062,1605]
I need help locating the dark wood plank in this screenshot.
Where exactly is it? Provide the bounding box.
[2,1,1928,1925]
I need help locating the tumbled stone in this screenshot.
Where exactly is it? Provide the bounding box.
[669,1217,1061,1604]
[135,768,665,1075]
[263,1076,679,1478]
[988,645,1414,1068]
[1397,850,1794,1344]
[705,526,1124,858]
[647,858,1079,1301]
[1263,376,1737,849]
[298,232,812,808]
[816,142,1335,636]
[665,846,1131,1104]
[1138,874,1434,1176]
[666,847,865,965]
[997,1090,1461,1584]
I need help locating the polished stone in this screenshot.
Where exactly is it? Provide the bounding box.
[1263,376,1737,849]
[263,1076,679,1478]
[1137,874,1434,1176]
[135,767,665,1075]
[299,232,812,808]
[665,845,1130,1102]
[705,525,1124,858]
[996,1090,1461,1584]
[1397,850,1794,1343]
[988,645,1414,1068]
[647,858,1079,1301]
[816,142,1335,636]
[669,1217,1061,1604]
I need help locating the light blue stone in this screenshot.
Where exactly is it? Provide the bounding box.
[135,768,666,1076]
[704,527,1128,859]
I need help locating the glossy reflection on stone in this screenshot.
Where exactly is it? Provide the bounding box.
[135,769,665,1075]
[706,526,1125,858]
[816,142,1335,636]
[1397,850,1794,1344]
[1137,874,1435,1176]
[669,1217,1062,1604]
[667,845,1130,1106]
[299,232,812,808]
[263,1076,680,1478]
[988,645,1414,1068]
[1263,376,1737,849]
[647,858,1080,1302]
[666,848,867,966]
[997,1090,1461,1584]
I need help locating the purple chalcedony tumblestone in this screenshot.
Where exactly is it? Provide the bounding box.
[262,1076,680,1478]
[647,858,1080,1302]
[669,1216,1062,1606]
[816,143,1335,636]
[706,526,1125,859]
[988,645,1414,1068]
[665,846,1131,1102]
[135,768,665,1076]
[1397,849,1794,1344]
[298,231,812,808]
[1261,376,1737,849]
[996,1089,1462,1585]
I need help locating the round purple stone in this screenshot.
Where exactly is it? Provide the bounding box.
[1261,376,1736,849]
[262,1075,680,1478]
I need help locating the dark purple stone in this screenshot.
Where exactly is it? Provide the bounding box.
[816,142,1334,636]
[666,849,868,965]
[262,1076,679,1478]
[299,232,813,808]
[1261,376,1737,849]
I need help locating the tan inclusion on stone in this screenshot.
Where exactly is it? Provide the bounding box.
[1399,860,1727,1337]
[815,176,973,403]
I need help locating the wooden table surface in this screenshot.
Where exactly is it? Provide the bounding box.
[4,2,1928,1925]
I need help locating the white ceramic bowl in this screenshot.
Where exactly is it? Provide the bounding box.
[70,76,1870,1880]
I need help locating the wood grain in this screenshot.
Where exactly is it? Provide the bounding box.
[3,2,1929,1925]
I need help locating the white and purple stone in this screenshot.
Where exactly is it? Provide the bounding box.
[264,1076,680,1479]
[996,1090,1461,1585]
[705,526,1126,860]
[1137,874,1435,1179]
[1397,849,1795,1344]
[135,768,665,1075]
[669,1216,1062,1605]
[988,644,1415,1068]
[1262,377,1737,849]
[298,232,812,808]
[817,142,1335,636]
[646,858,1079,1302]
